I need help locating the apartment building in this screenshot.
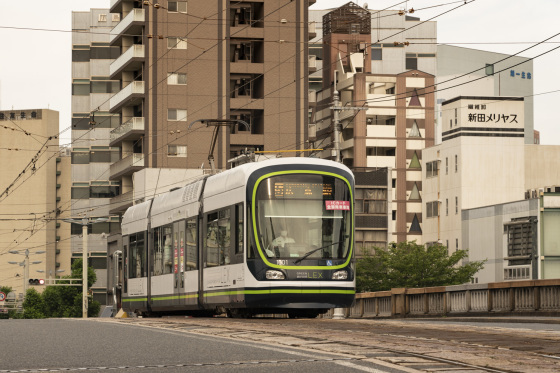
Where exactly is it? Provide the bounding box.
[71,9,121,305]
[102,0,313,312]
[0,109,70,296]
[107,0,311,213]
[309,3,435,248]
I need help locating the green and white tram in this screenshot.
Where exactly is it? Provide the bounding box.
[121,157,355,318]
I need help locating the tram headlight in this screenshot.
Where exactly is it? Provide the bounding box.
[332,270,348,280]
[266,270,285,280]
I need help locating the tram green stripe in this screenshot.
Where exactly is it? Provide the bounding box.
[122,288,355,302]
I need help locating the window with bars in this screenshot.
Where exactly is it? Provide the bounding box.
[505,218,536,266]
[355,188,387,214]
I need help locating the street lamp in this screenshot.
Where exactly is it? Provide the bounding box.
[63,217,108,318]
[8,249,45,295]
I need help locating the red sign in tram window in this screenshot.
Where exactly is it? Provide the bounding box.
[325,200,350,210]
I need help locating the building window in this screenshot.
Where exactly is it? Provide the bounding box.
[90,80,120,94]
[71,149,90,164]
[406,57,418,70]
[355,188,387,214]
[455,196,458,214]
[371,48,382,61]
[455,154,458,172]
[426,201,439,218]
[485,63,494,76]
[167,72,187,85]
[167,109,187,121]
[167,145,187,157]
[71,183,90,199]
[409,120,421,137]
[426,160,438,178]
[505,217,536,267]
[72,79,90,96]
[446,199,448,216]
[446,157,448,175]
[168,1,187,13]
[454,108,457,125]
[168,37,187,49]
[456,238,459,250]
[392,210,396,221]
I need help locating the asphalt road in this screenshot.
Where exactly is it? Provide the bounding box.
[0,319,401,373]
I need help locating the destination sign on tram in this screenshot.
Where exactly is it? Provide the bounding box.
[274,182,333,199]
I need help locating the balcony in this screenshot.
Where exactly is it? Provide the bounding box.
[308,124,316,140]
[109,191,133,215]
[110,44,145,80]
[367,155,396,169]
[308,21,317,40]
[109,81,144,113]
[309,55,317,73]
[309,90,317,107]
[110,8,145,46]
[110,117,145,147]
[109,153,144,180]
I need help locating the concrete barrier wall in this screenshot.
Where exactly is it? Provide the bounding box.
[344,279,560,318]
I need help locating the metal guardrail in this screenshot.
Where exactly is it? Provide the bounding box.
[341,279,560,318]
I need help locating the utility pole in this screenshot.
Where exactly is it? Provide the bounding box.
[63,217,108,318]
[330,76,368,163]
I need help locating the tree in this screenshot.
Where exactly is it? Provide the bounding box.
[20,259,101,318]
[22,288,46,319]
[356,241,486,293]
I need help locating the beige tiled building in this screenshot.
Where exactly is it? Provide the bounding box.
[0,109,71,296]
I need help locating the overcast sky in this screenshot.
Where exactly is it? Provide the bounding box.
[0,0,558,144]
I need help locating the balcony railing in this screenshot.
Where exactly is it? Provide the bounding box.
[110,117,145,146]
[308,21,317,39]
[309,55,317,73]
[109,81,144,112]
[367,155,395,169]
[110,8,145,45]
[309,89,317,107]
[110,44,145,78]
[109,191,134,215]
[110,153,144,180]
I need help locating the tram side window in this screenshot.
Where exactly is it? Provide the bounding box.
[128,233,146,278]
[236,204,243,255]
[153,225,174,275]
[205,208,231,267]
[186,218,198,270]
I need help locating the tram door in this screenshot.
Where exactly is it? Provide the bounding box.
[173,221,186,307]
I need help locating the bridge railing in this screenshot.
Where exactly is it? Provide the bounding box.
[343,279,560,318]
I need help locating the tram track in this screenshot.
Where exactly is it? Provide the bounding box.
[99,317,560,372]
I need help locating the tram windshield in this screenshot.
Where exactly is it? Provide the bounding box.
[255,174,352,261]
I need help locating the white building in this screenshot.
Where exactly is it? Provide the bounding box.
[436,45,534,145]
[422,96,526,251]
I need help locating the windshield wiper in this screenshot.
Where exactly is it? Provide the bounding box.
[294,241,343,264]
